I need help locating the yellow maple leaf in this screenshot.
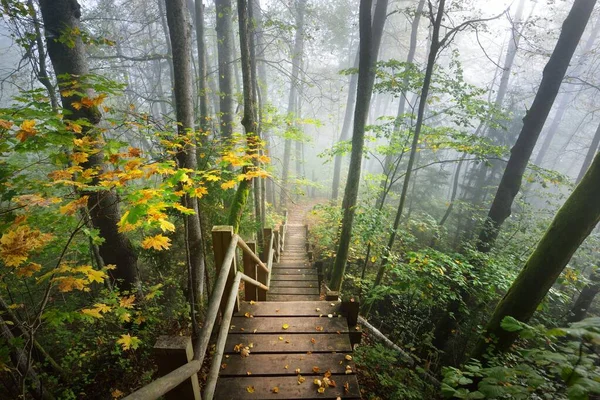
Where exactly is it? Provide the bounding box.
[0,225,53,267]
[16,120,37,142]
[119,312,131,323]
[221,180,237,190]
[119,295,136,309]
[66,121,82,133]
[82,308,103,319]
[117,334,140,351]
[141,234,171,251]
[0,119,14,130]
[158,219,175,232]
[193,186,208,198]
[171,203,195,214]
[59,196,89,216]
[15,262,42,278]
[246,386,255,393]
[71,152,89,165]
[94,303,111,313]
[54,276,88,292]
[111,389,124,399]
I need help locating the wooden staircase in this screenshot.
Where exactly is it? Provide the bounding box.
[215,223,361,399]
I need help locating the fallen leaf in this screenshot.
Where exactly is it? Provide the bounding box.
[311,338,316,344]
[317,387,325,393]
[282,323,289,330]
[295,368,301,374]
[316,326,324,331]
[312,366,320,373]
[345,355,353,361]
[272,387,279,393]
[246,386,255,393]
[298,375,306,384]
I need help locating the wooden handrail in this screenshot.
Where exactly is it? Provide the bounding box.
[123,215,287,400]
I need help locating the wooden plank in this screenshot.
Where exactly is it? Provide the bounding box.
[268,287,319,295]
[238,301,341,317]
[214,375,361,399]
[271,268,316,275]
[229,316,349,334]
[271,275,317,281]
[219,353,356,376]
[268,294,321,301]
[272,263,312,269]
[225,333,351,353]
[270,281,317,288]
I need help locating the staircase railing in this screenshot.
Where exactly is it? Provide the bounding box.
[123,213,288,400]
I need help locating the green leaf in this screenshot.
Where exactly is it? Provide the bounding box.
[500,316,525,332]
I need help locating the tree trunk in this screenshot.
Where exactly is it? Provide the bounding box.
[280,0,307,209]
[329,0,388,291]
[375,0,425,208]
[372,0,444,287]
[534,18,600,167]
[215,0,235,139]
[576,120,600,183]
[568,268,600,323]
[331,49,360,201]
[195,0,210,136]
[165,0,207,332]
[228,0,260,232]
[477,0,596,253]
[39,0,139,289]
[473,150,600,357]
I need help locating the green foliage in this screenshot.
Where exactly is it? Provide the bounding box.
[442,318,600,399]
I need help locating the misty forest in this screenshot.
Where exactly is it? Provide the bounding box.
[1,0,600,399]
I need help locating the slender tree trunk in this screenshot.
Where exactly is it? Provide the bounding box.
[158,0,176,111]
[376,0,425,208]
[195,0,210,136]
[215,0,235,139]
[329,0,388,291]
[280,0,307,209]
[473,150,600,357]
[28,0,58,112]
[165,0,206,333]
[576,120,600,183]
[228,0,260,232]
[372,0,444,287]
[477,0,597,253]
[331,50,360,200]
[40,0,139,289]
[568,268,600,323]
[534,18,600,166]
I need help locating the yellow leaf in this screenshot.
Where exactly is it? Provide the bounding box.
[94,303,111,313]
[117,334,140,351]
[282,323,289,330]
[158,219,175,232]
[16,262,41,278]
[220,180,237,190]
[0,119,14,129]
[71,152,89,165]
[119,312,131,323]
[119,295,136,309]
[246,386,255,393]
[82,308,103,319]
[16,120,37,142]
[111,389,124,399]
[272,387,279,393]
[0,225,53,267]
[141,234,171,251]
[59,196,89,216]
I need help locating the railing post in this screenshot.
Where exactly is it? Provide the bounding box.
[212,226,237,314]
[258,228,272,301]
[305,224,310,253]
[273,229,280,262]
[153,336,200,400]
[243,241,258,302]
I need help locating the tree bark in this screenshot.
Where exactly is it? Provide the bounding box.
[331,50,360,201]
[280,0,307,209]
[215,0,235,139]
[165,0,207,329]
[39,0,139,289]
[195,0,210,137]
[568,268,600,323]
[228,0,260,232]
[329,0,388,291]
[473,150,600,357]
[576,120,600,183]
[477,0,597,253]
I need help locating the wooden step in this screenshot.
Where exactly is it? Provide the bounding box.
[215,375,361,399]
[229,316,348,334]
[270,281,317,288]
[225,333,352,354]
[273,263,311,269]
[268,294,321,301]
[238,301,341,317]
[271,274,317,281]
[268,287,319,295]
[271,268,316,275]
[219,352,355,376]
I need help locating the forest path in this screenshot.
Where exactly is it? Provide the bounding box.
[214,202,362,399]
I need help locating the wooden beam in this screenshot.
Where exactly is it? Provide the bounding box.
[153,336,200,400]
[243,241,257,302]
[211,226,236,314]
